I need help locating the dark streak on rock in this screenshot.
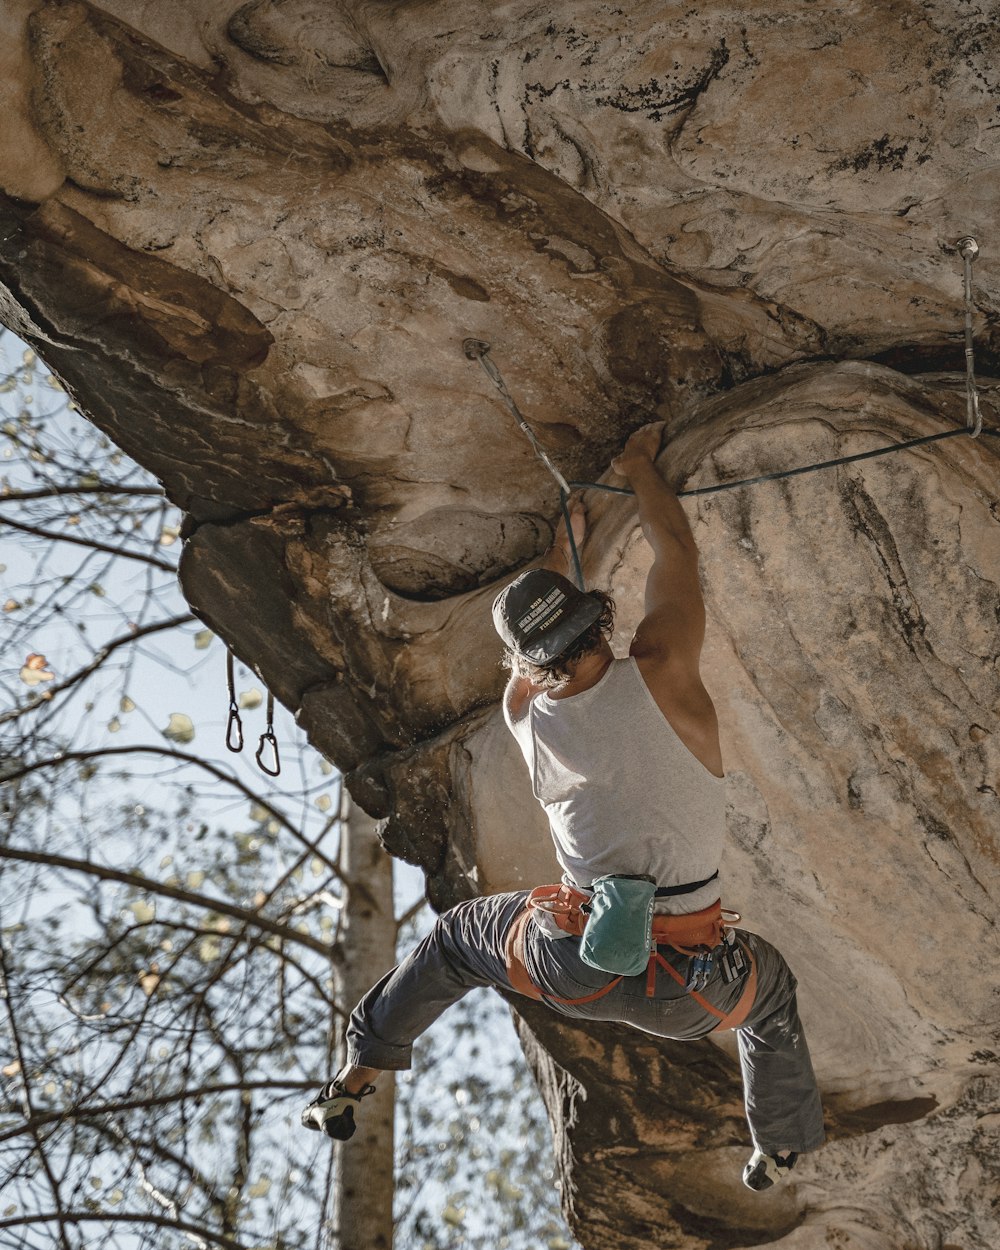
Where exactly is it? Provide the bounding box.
[830,133,911,175]
[593,39,730,119]
[841,476,928,655]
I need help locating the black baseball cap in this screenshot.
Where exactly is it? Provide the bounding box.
[492,569,603,663]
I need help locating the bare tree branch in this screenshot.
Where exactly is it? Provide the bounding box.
[0,615,195,728]
[0,943,73,1250]
[0,1080,316,1144]
[0,1210,251,1250]
[1,747,343,880]
[0,483,165,503]
[0,513,178,571]
[1,844,336,959]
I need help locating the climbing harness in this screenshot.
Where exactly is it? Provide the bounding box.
[503,885,758,1031]
[465,235,996,592]
[225,649,281,777]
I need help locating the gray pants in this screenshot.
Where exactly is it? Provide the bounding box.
[346,890,825,1156]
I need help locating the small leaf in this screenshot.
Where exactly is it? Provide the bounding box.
[441,1202,466,1228]
[89,1176,103,1190]
[186,870,205,889]
[22,349,36,367]
[108,1190,124,1206]
[107,717,121,733]
[20,654,54,686]
[248,1178,271,1199]
[88,583,105,597]
[2,1060,21,1077]
[238,688,262,710]
[128,901,155,924]
[3,599,20,613]
[315,794,332,812]
[138,970,160,997]
[45,374,64,390]
[198,936,222,962]
[162,713,195,744]
[78,472,101,488]
[120,696,135,713]
[160,855,173,869]
[159,525,180,547]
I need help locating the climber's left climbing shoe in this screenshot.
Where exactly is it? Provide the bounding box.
[301,1072,376,1141]
[742,1148,798,1191]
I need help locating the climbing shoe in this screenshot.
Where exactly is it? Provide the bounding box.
[301,1073,376,1141]
[742,1148,798,1191]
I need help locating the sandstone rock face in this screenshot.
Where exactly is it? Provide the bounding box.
[1,3,998,1247]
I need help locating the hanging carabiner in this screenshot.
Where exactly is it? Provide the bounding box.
[225,651,244,752]
[255,692,281,776]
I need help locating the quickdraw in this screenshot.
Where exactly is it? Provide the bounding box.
[225,649,281,777]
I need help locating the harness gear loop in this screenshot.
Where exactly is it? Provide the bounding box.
[225,651,244,753]
[255,692,281,777]
[957,236,982,438]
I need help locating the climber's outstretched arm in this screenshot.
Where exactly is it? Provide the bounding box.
[614,424,705,672]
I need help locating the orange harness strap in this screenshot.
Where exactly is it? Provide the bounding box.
[505,903,759,1027]
[646,942,759,1032]
[504,908,625,1005]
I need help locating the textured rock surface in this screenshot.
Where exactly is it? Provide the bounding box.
[1,3,999,1247]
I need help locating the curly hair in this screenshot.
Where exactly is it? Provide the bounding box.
[503,590,616,689]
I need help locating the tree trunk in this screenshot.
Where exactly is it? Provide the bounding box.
[331,791,397,1250]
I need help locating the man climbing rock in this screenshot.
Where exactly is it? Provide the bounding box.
[303,422,824,1192]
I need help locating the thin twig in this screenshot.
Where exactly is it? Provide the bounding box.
[0,614,195,728]
[0,513,178,571]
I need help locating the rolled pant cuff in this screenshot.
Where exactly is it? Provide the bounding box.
[346,1040,413,1072]
[755,1130,826,1156]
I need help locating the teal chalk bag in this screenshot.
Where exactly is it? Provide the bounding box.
[579,874,656,977]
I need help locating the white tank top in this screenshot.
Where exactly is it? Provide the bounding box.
[506,656,725,915]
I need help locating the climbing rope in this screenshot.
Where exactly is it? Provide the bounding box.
[464,238,996,591]
[225,649,281,776]
[464,338,584,586]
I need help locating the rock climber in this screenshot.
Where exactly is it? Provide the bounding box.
[302,421,825,1191]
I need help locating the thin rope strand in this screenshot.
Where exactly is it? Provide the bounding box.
[465,338,997,555]
[570,425,998,500]
[963,247,983,437]
[559,487,585,590]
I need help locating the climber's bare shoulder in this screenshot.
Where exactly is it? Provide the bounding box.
[631,643,724,780]
[504,673,542,724]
